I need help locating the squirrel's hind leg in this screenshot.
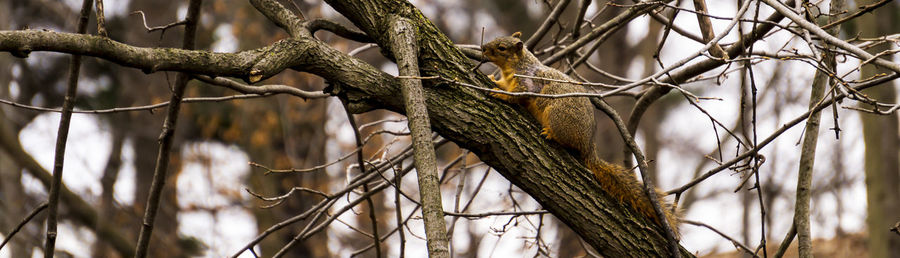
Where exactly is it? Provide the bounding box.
[539,100,593,152]
[540,127,555,141]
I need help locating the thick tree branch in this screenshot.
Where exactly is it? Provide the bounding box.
[389,16,450,258]
[250,0,307,37]
[325,0,690,256]
[307,19,374,43]
[0,30,258,78]
[0,30,379,84]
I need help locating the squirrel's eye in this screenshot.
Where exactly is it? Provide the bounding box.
[497,46,507,51]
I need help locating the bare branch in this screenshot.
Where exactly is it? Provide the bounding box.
[0,202,48,251]
[134,1,202,257]
[690,0,728,58]
[307,19,374,43]
[760,0,900,74]
[794,0,845,254]
[94,0,108,37]
[543,1,661,65]
[669,72,900,195]
[1,94,272,114]
[250,0,308,38]
[525,0,571,50]
[682,220,759,258]
[193,75,330,100]
[130,11,188,34]
[43,0,93,256]
[343,102,383,257]
[389,16,450,258]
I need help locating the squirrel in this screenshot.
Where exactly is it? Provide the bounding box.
[481,32,679,235]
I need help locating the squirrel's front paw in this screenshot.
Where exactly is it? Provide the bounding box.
[488,74,501,83]
[490,88,507,99]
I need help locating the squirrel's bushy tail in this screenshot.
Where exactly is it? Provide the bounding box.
[584,152,680,236]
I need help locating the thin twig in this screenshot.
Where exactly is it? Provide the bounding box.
[249,147,361,174]
[343,102,383,258]
[843,103,900,115]
[773,221,797,258]
[759,0,900,74]
[130,11,188,34]
[95,0,108,37]
[231,139,447,258]
[443,210,549,218]
[683,220,759,258]
[603,0,753,98]
[647,6,705,43]
[0,202,49,251]
[194,75,330,100]
[393,161,406,258]
[572,0,592,38]
[563,13,634,74]
[542,1,660,65]
[0,94,272,114]
[820,0,891,30]
[245,187,329,208]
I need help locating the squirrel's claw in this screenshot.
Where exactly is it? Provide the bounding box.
[540,128,555,140]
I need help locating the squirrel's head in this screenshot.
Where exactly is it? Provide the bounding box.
[482,32,524,67]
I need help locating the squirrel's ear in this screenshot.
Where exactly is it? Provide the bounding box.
[512,31,522,38]
[514,41,523,52]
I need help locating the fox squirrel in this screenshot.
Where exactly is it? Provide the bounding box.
[482,32,679,234]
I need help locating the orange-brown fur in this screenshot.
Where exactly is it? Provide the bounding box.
[482,32,679,235]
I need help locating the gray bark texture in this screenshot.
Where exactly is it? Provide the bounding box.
[794,0,844,255]
[390,16,451,258]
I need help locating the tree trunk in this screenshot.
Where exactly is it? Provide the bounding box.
[855,1,900,257]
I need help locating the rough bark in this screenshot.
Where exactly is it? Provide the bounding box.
[390,16,450,258]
